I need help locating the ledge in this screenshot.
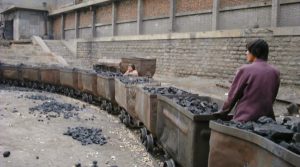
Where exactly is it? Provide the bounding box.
[75,27,300,43]
[49,0,110,16]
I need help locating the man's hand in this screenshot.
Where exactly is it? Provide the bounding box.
[213,110,231,120]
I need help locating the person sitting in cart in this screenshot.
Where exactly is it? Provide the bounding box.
[215,39,280,122]
[124,64,138,76]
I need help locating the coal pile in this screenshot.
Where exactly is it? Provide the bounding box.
[143,86,191,96]
[63,127,107,146]
[119,76,154,85]
[171,96,219,115]
[29,100,80,119]
[217,116,300,155]
[24,95,55,101]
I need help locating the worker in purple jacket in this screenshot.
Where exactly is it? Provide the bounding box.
[215,39,280,122]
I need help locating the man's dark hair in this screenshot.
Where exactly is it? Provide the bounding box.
[128,64,135,70]
[246,39,269,61]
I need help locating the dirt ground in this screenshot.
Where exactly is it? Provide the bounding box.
[0,86,159,167]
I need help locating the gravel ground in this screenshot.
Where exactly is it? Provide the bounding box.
[0,86,159,167]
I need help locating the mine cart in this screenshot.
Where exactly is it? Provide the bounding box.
[21,65,40,83]
[115,77,160,127]
[59,68,79,90]
[40,66,60,86]
[156,95,224,167]
[0,64,22,81]
[208,121,300,167]
[96,74,116,102]
[120,57,156,77]
[77,69,97,96]
[135,86,195,151]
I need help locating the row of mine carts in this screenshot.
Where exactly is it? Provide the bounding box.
[0,64,299,167]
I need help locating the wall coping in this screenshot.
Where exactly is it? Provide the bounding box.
[74,27,300,42]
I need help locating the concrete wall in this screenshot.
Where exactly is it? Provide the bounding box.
[175,13,212,32]
[2,9,47,40]
[18,10,47,39]
[279,3,300,27]
[0,0,55,12]
[76,28,300,85]
[219,6,271,29]
[116,22,136,36]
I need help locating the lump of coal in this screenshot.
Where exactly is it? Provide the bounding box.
[286,103,299,115]
[92,161,98,167]
[143,86,191,96]
[118,76,154,85]
[3,151,10,158]
[63,127,107,146]
[172,96,219,115]
[257,116,276,124]
[75,163,81,167]
[253,123,294,141]
[29,100,80,119]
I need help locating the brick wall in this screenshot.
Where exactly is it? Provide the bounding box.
[220,0,271,9]
[96,4,112,24]
[79,9,92,27]
[77,35,300,85]
[117,0,137,22]
[65,12,75,29]
[176,0,213,13]
[143,0,169,18]
[53,16,61,39]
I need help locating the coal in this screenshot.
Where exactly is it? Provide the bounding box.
[286,103,299,115]
[257,116,276,124]
[119,76,154,85]
[171,96,219,115]
[143,86,191,96]
[217,116,300,155]
[24,95,55,101]
[3,151,10,158]
[92,161,98,167]
[29,100,80,120]
[96,71,123,78]
[63,127,107,146]
[75,163,81,167]
[253,123,294,141]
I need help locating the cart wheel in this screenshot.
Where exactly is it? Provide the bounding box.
[140,127,147,142]
[88,95,93,103]
[145,134,154,152]
[119,110,125,122]
[164,159,176,167]
[123,115,130,127]
[128,116,137,128]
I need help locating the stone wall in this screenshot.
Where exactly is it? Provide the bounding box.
[76,28,300,85]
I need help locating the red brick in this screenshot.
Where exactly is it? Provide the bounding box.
[143,0,169,18]
[79,9,92,27]
[53,16,61,39]
[176,0,213,13]
[96,4,112,24]
[117,0,137,22]
[65,12,75,29]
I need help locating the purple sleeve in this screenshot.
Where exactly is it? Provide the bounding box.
[222,68,248,113]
